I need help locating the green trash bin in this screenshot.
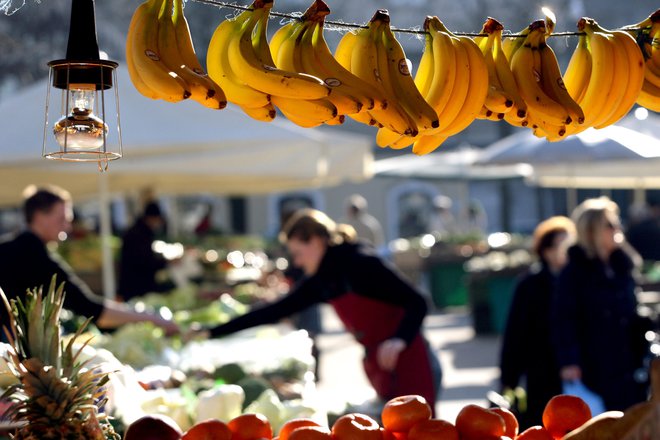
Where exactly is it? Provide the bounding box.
[486,275,519,334]
[429,260,468,309]
[467,268,526,335]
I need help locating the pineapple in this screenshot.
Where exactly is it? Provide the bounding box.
[1,275,119,440]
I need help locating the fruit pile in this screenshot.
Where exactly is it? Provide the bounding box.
[126,0,660,155]
[122,381,660,440]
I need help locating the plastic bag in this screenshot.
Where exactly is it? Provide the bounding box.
[562,379,606,416]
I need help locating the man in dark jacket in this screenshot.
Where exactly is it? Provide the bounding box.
[118,201,175,301]
[0,186,177,339]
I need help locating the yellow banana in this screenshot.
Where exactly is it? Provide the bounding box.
[271,95,337,127]
[537,38,585,127]
[309,19,385,110]
[563,33,591,104]
[434,33,470,132]
[476,18,514,115]
[334,29,358,70]
[424,17,458,124]
[227,0,330,100]
[270,20,306,73]
[239,103,277,122]
[126,0,191,102]
[171,0,226,108]
[126,0,166,100]
[412,133,449,156]
[567,19,615,134]
[349,112,382,127]
[296,21,363,115]
[158,0,227,109]
[269,20,299,62]
[509,21,570,126]
[377,11,439,133]
[324,115,346,126]
[595,29,645,128]
[414,29,435,98]
[490,32,527,124]
[502,25,531,61]
[375,128,411,149]
[297,1,386,112]
[637,79,660,111]
[479,107,506,121]
[206,7,271,108]
[267,3,363,123]
[593,34,628,128]
[649,21,660,74]
[344,15,417,136]
[527,108,568,141]
[439,35,489,137]
[637,18,660,112]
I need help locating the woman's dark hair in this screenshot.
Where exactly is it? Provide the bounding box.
[22,185,71,224]
[280,208,356,245]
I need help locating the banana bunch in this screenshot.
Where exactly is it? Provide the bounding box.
[126,0,226,108]
[334,10,439,138]
[628,10,660,112]
[374,16,488,155]
[563,17,645,135]
[207,2,273,120]
[207,0,331,124]
[269,0,387,127]
[506,20,584,141]
[473,17,526,124]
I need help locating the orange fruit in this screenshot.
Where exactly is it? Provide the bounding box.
[455,404,506,440]
[331,413,381,440]
[516,426,554,440]
[278,419,321,440]
[183,419,232,440]
[542,394,592,439]
[407,419,458,440]
[381,395,433,433]
[490,407,519,438]
[227,413,273,440]
[380,429,408,440]
[288,426,332,440]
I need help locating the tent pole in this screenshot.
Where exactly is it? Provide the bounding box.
[633,186,646,205]
[99,173,116,299]
[567,186,578,214]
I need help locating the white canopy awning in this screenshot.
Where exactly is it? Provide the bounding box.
[0,66,374,206]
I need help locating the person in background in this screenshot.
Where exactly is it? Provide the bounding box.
[553,197,651,411]
[428,195,457,235]
[342,194,385,249]
[206,208,442,411]
[0,185,178,339]
[463,199,488,236]
[499,216,576,428]
[118,201,175,302]
[625,198,660,262]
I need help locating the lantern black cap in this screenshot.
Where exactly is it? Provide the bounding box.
[66,0,101,60]
[49,0,118,90]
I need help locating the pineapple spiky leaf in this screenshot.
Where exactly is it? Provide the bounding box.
[1,276,119,440]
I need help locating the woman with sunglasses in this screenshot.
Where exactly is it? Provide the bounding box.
[552,197,651,411]
[206,208,442,412]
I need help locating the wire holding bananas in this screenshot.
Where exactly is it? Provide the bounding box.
[126,0,660,154]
